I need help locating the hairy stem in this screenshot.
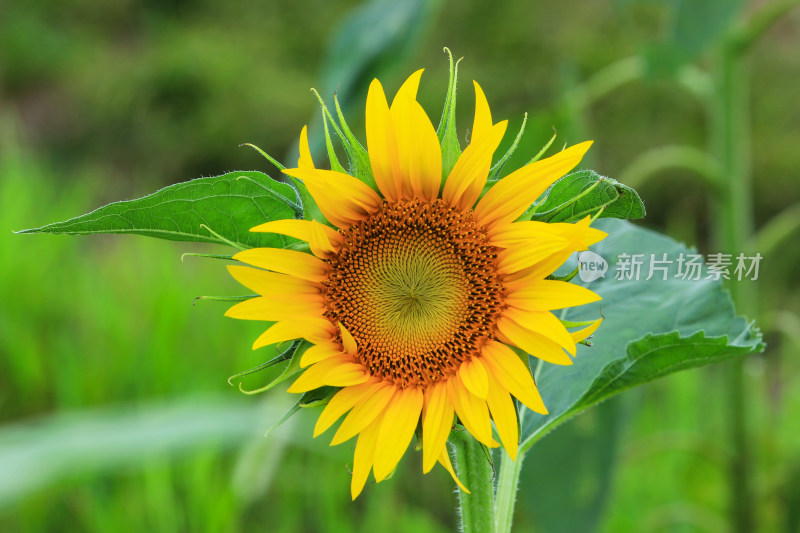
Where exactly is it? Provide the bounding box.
[494,450,525,533]
[451,432,495,533]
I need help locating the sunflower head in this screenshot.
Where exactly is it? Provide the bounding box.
[226,56,606,498]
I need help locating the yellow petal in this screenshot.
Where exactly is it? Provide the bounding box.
[282,167,382,228]
[308,220,337,258]
[500,218,598,285]
[224,296,324,322]
[299,342,343,368]
[496,235,569,274]
[351,421,380,499]
[474,141,593,227]
[252,319,334,349]
[446,378,498,447]
[571,318,603,343]
[287,355,368,393]
[546,216,608,248]
[481,340,548,414]
[496,315,573,366]
[503,308,576,355]
[390,69,424,107]
[338,323,358,355]
[390,94,442,201]
[372,387,424,481]
[458,357,489,400]
[488,220,575,249]
[298,125,315,170]
[330,383,395,445]
[582,226,608,247]
[506,280,601,311]
[485,372,519,460]
[470,81,493,146]
[422,382,454,473]
[313,379,384,437]
[442,120,508,210]
[226,265,321,295]
[250,219,339,248]
[438,446,469,493]
[233,248,328,283]
[511,224,599,284]
[366,78,400,201]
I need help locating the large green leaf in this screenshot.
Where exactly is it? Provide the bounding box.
[529,170,645,223]
[520,219,763,453]
[518,398,627,533]
[17,171,298,249]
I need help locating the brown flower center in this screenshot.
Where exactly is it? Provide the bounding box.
[322,199,505,388]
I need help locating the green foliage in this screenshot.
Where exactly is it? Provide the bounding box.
[0,396,278,508]
[519,219,763,452]
[529,170,646,223]
[17,172,299,249]
[519,399,625,533]
[319,0,443,104]
[234,342,307,396]
[641,0,745,76]
[437,48,462,179]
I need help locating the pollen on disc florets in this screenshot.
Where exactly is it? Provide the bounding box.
[322,198,506,388]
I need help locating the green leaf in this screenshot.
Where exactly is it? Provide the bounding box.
[17,171,298,249]
[529,170,645,223]
[519,398,627,533]
[577,330,756,408]
[437,48,462,180]
[519,219,763,453]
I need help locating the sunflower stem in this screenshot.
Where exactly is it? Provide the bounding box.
[451,431,495,533]
[712,23,756,533]
[494,449,524,533]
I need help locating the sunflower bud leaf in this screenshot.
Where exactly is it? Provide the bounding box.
[438,48,463,180]
[299,386,338,408]
[236,341,308,396]
[333,93,376,188]
[262,388,338,440]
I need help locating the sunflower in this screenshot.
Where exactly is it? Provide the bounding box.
[225,68,606,498]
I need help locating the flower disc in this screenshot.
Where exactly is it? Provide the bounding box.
[323,199,504,388]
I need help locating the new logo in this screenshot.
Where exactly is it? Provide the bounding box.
[577,251,607,282]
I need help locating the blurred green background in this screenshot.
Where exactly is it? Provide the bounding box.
[2,0,799,531]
